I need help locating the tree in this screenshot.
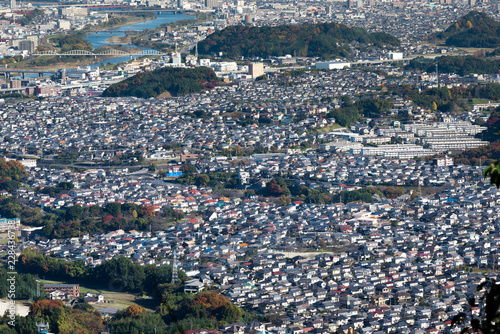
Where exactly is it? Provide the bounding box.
[148,163,158,172]
[195,174,210,187]
[484,162,500,187]
[431,101,437,111]
[280,195,291,206]
[141,206,155,217]
[452,279,500,333]
[180,163,197,174]
[124,305,145,318]
[318,238,327,248]
[65,205,83,221]
[106,202,122,217]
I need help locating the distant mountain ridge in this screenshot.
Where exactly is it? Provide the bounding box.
[436,11,500,48]
[198,23,400,59]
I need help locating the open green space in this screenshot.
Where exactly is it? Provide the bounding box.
[40,279,156,311]
[317,123,345,133]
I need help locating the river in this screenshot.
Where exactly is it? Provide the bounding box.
[85,12,195,68]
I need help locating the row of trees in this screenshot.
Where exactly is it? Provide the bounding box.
[0,299,105,334]
[17,249,188,294]
[176,171,239,189]
[326,96,394,127]
[263,177,375,205]
[407,56,500,76]
[110,291,243,334]
[17,8,45,26]
[387,83,500,112]
[0,196,183,239]
[50,32,93,53]
[10,249,246,333]
[0,266,45,300]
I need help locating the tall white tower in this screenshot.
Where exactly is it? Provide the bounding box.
[10,0,16,10]
[171,248,179,284]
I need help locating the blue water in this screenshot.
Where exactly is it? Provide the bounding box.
[17,12,194,78]
[86,13,195,67]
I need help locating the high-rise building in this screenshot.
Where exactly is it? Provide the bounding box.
[205,0,221,8]
[468,0,475,7]
[19,40,35,53]
[249,63,264,78]
[10,0,15,10]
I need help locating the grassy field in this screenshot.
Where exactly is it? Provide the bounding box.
[40,279,157,311]
[317,124,345,133]
[471,98,498,105]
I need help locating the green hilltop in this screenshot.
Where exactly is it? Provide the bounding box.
[435,11,500,48]
[198,23,400,59]
[102,66,218,99]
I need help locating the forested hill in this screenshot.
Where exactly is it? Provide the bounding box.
[435,11,500,47]
[102,67,218,98]
[198,23,400,59]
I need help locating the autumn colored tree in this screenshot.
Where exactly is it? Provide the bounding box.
[141,206,155,217]
[180,163,198,174]
[124,305,145,318]
[0,158,27,181]
[266,178,290,196]
[29,299,64,317]
[190,292,241,323]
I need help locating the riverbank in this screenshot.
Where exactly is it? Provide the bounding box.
[7,12,195,72]
[106,35,132,44]
[9,44,143,71]
[84,13,155,32]
[8,56,117,71]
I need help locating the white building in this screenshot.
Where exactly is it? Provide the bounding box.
[315,61,351,70]
[172,53,182,65]
[5,157,36,168]
[199,59,211,66]
[211,61,238,73]
[388,52,403,60]
[58,20,71,30]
